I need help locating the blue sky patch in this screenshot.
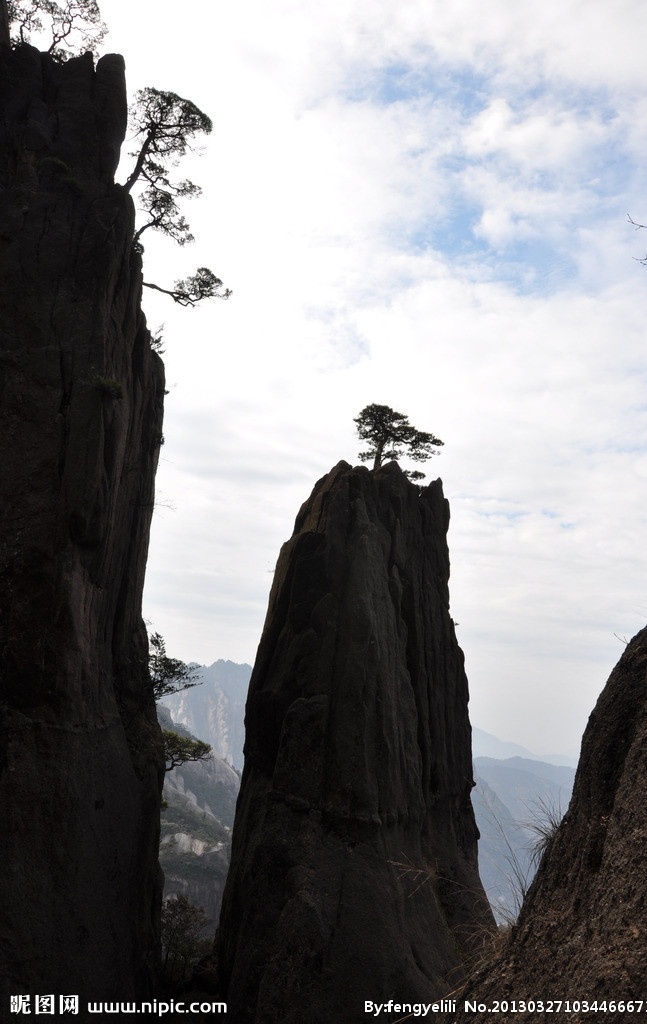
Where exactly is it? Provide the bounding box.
[344,58,490,118]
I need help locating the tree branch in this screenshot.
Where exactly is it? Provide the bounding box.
[123,129,154,193]
[143,268,231,307]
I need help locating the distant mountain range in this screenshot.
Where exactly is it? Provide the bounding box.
[161,660,577,924]
[162,660,250,770]
[157,705,239,924]
[472,727,579,767]
[473,755,574,922]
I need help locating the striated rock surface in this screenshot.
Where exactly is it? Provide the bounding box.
[0,44,165,1006]
[215,460,494,1023]
[457,626,647,1021]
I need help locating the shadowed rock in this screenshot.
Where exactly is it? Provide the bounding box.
[215,461,494,1023]
[0,44,164,1006]
[457,626,647,1021]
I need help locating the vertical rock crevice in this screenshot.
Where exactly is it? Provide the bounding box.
[215,460,494,1023]
[0,44,165,1003]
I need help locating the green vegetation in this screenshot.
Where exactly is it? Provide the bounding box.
[91,375,123,399]
[354,403,443,479]
[149,634,212,772]
[60,175,84,195]
[163,730,212,773]
[161,894,211,986]
[149,631,200,701]
[122,87,231,306]
[36,156,71,174]
[123,87,211,244]
[161,801,230,846]
[142,267,231,307]
[525,795,563,870]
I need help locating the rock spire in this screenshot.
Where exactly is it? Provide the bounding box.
[215,460,494,1023]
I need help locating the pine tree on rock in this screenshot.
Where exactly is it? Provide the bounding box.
[354,403,443,479]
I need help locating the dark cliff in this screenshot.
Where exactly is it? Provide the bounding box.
[215,460,494,1023]
[0,44,165,1003]
[457,626,647,1021]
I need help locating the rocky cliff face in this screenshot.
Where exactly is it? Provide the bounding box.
[215,461,494,1023]
[458,626,647,1020]
[0,44,164,1004]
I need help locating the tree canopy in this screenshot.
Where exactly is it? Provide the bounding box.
[354,403,443,478]
[124,89,212,192]
[149,633,213,771]
[162,730,212,773]
[6,0,106,59]
[149,631,200,702]
[161,894,211,985]
[123,86,212,244]
[122,87,230,306]
[143,267,231,307]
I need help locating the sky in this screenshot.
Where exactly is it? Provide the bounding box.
[91,0,647,757]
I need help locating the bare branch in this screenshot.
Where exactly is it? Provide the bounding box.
[628,214,647,231]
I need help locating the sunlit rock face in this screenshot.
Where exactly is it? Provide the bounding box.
[0,44,165,1005]
[457,625,647,1022]
[215,460,494,1023]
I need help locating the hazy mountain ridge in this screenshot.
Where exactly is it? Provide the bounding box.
[474,757,574,825]
[473,776,530,924]
[472,756,575,923]
[472,727,579,767]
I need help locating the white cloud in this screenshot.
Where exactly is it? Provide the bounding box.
[94,0,647,755]
[464,97,612,175]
